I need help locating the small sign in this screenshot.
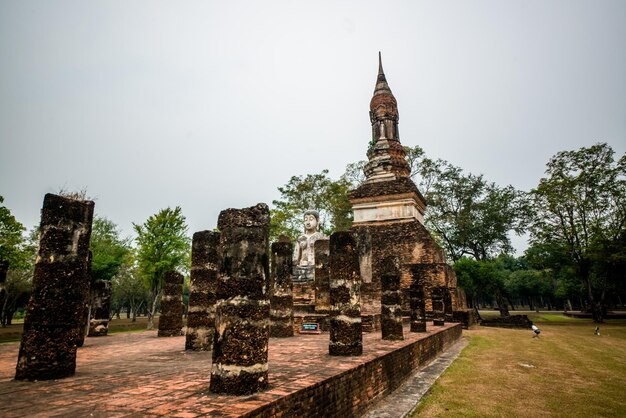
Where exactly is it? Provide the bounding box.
[300,322,321,334]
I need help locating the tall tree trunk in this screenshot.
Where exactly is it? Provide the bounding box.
[147,290,160,330]
[581,262,604,323]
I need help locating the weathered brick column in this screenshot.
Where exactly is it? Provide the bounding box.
[409,266,427,332]
[380,259,403,340]
[431,286,446,326]
[329,231,362,356]
[186,230,220,351]
[314,239,330,313]
[409,283,427,332]
[15,193,94,381]
[210,203,270,395]
[88,280,112,337]
[270,241,294,337]
[158,271,184,337]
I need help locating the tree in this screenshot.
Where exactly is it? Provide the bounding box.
[0,198,34,326]
[529,143,626,322]
[133,207,190,329]
[0,196,27,269]
[271,170,352,242]
[90,216,131,283]
[111,256,148,322]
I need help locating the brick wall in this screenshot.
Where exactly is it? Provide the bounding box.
[245,324,462,418]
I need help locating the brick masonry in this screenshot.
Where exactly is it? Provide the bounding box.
[0,323,462,417]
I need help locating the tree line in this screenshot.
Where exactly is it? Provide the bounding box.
[270,143,625,322]
[1,143,624,324]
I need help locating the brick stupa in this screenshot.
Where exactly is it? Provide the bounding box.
[349,53,471,328]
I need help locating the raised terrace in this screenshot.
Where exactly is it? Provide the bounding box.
[0,323,461,417]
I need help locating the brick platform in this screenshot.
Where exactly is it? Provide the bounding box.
[0,323,461,417]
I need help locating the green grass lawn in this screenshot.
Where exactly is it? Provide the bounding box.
[414,312,626,417]
[0,316,160,343]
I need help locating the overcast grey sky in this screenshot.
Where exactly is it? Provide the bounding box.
[1,1,625,253]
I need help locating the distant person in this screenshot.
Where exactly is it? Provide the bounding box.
[531,324,541,338]
[595,326,600,336]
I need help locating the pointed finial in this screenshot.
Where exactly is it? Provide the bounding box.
[373,51,392,96]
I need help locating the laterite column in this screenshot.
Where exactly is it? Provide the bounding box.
[210,203,270,395]
[269,241,294,337]
[410,266,427,332]
[186,230,220,351]
[380,258,403,340]
[158,271,183,337]
[314,239,330,313]
[329,231,362,356]
[88,280,112,336]
[15,193,94,380]
[432,286,446,326]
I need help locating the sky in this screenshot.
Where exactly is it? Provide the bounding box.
[1,1,625,254]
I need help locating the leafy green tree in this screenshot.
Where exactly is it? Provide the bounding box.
[133,207,191,329]
[0,196,28,269]
[90,216,132,283]
[530,143,626,322]
[111,255,147,322]
[271,170,353,242]
[0,198,34,326]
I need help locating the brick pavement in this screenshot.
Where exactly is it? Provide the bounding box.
[0,323,458,417]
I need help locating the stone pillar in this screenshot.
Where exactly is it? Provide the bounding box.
[410,282,427,332]
[314,239,330,313]
[15,193,94,381]
[270,241,294,337]
[329,231,362,356]
[409,266,427,332]
[158,271,184,337]
[380,258,403,340]
[210,203,270,395]
[444,289,454,323]
[431,286,446,326]
[88,280,112,337]
[186,230,220,351]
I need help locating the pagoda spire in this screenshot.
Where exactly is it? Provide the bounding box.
[365,52,410,181]
[373,51,393,97]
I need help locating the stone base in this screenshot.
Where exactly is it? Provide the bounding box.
[293,266,314,282]
[410,322,427,333]
[15,326,80,381]
[88,320,109,337]
[209,369,269,395]
[480,314,532,329]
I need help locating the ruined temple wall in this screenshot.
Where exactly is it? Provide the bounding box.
[351,219,448,316]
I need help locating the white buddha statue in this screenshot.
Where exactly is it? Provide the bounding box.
[293,210,327,269]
